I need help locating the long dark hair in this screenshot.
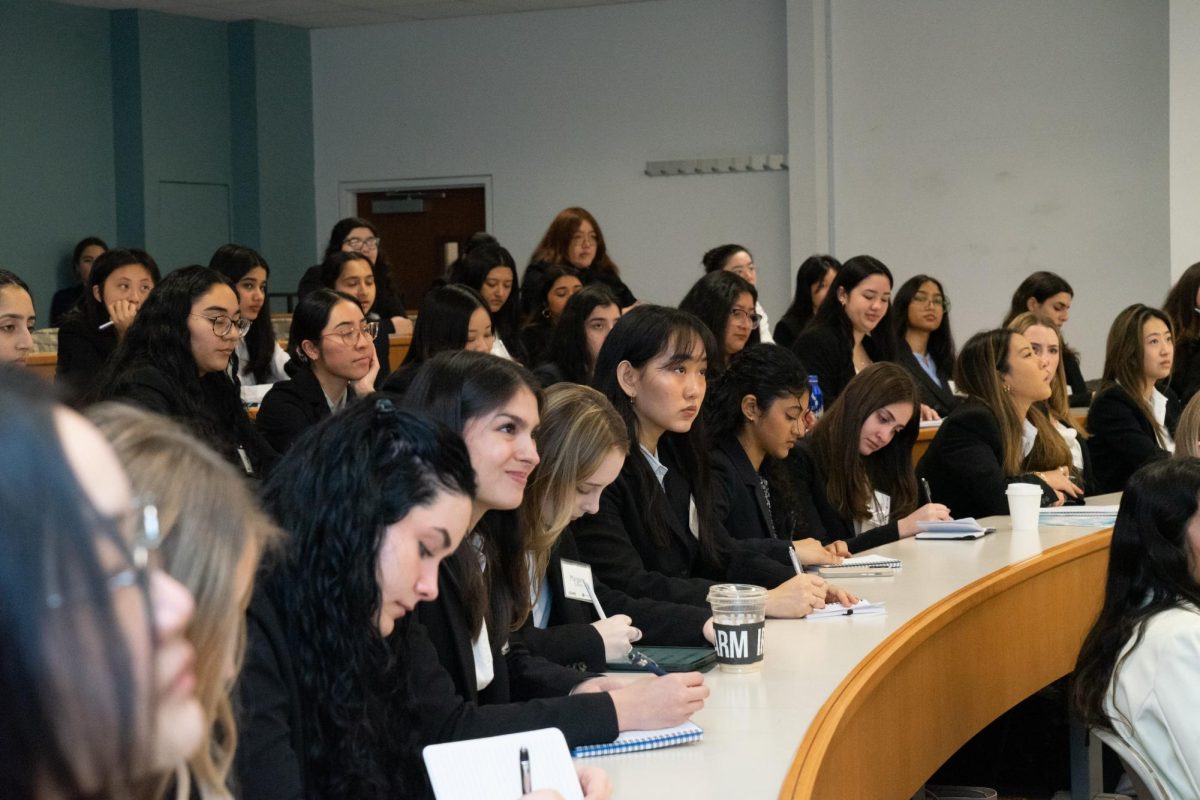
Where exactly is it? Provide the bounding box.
[591,305,724,565]
[401,284,490,367]
[809,255,897,360]
[0,268,31,296]
[1072,458,1200,730]
[1003,271,1074,326]
[261,397,475,798]
[893,274,956,375]
[780,254,840,333]
[209,243,276,383]
[94,266,247,462]
[0,368,145,797]
[810,362,920,522]
[448,239,521,351]
[521,263,580,333]
[1163,261,1200,344]
[65,247,161,329]
[71,236,108,281]
[529,207,619,276]
[284,289,362,374]
[402,351,543,638]
[324,217,404,313]
[679,270,759,372]
[540,283,620,382]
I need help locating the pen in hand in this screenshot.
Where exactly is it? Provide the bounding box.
[787,546,804,576]
[628,649,668,676]
[921,478,934,505]
[519,746,531,794]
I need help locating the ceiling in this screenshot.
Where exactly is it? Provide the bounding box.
[52,0,649,28]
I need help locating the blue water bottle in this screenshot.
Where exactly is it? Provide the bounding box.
[807,375,824,420]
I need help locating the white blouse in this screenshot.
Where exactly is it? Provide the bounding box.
[235,337,290,404]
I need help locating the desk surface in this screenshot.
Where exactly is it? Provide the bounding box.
[591,494,1118,799]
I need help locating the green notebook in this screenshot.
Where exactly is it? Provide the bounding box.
[606,645,717,673]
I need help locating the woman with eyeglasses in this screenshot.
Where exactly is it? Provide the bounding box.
[90,402,280,800]
[57,248,161,403]
[893,274,960,418]
[524,207,635,317]
[0,269,36,368]
[317,250,396,389]
[93,266,278,481]
[679,270,760,374]
[0,368,204,799]
[209,243,290,405]
[255,289,379,454]
[297,217,413,337]
[701,243,773,343]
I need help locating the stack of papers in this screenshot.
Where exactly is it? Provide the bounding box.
[570,721,704,758]
[806,599,886,619]
[915,518,993,539]
[1038,505,1118,528]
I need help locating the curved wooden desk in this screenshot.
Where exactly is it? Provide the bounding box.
[590,501,1115,800]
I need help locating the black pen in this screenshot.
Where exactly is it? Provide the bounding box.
[628,649,668,676]
[921,478,934,505]
[519,746,531,793]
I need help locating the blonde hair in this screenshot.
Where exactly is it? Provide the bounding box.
[87,403,280,800]
[1006,311,1086,438]
[519,384,627,619]
[1175,393,1200,458]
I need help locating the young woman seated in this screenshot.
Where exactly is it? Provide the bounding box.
[90,402,279,800]
[318,250,394,388]
[1003,270,1090,406]
[1072,458,1200,799]
[381,284,495,396]
[701,243,773,343]
[50,235,107,327]
[93,266,276,481]
[1007,312,1093,492]
[524,207,635,314]
[255,289,379,454]
[236,394,668,799]
[532,284,621,387]
[1088,304,1180,493]
[1164,261,1200,405]
[402,352,708,722]
[1175,393,1200,459]
[0,269,36,368]
[519,264,583,365]
[516,382,714,672]
[448,235,526,362]
[893,274,959,417]
[0,369,203,799]
[679,269,760,374]
[209,243,290,404]
[773,254,839,350]
[789,362,951,551]
[918,329,1082,519]
[57,248,160,402]
[570,305,855,616]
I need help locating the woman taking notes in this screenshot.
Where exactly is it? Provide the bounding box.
[1088,304,1180,493]
[790,363,951,552]
[894,274,959,417]
[1073,458,1200,799]
[918,329,1082,518]
[571,305,854,616]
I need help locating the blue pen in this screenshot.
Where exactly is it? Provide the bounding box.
[627,649,668,676]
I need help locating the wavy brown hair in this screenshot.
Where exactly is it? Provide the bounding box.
[1006,312,1086,438]
[529,207,620,277]
[1100,304,1174,448]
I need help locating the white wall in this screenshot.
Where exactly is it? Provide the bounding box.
[827,0,1168,376]
[310,0,793,314]
[1170,0,1200,279]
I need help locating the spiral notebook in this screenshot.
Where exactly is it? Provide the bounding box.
[814,555,901,576]
[570,721,704,758]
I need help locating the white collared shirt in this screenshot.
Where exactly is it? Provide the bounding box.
[640,445,701,539]
[468,535,494,691]
[1152,387,1176,453]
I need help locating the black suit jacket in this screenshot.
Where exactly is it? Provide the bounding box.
[55,314,117,402]
[785,441,901,553]
[709,435,786,542]
[896,344,960,417]
[569,439,795,608]
[256,368,354,454]
[790,321,887,405]
[916,401,1057,519]
[1087,383,1180,493]
[515,529,712,671]
[1063,348,1092,407]
[235,580,620,800]
[1170,337,1200,406]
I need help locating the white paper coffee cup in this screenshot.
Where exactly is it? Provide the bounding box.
[1006,482,1042,532]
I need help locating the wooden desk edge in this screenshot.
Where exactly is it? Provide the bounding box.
[780,529,1112,799]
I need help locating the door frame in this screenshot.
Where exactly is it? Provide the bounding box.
[336,174,493,233]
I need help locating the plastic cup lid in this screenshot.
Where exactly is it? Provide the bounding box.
[1006,483,1042,496]
[706,583,768,602]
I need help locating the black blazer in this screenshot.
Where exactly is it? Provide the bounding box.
[515,529,712,671]
[256,368,355,454]
[55,314,117,402]
[1087,383,1180,493]
[709,435,787,542]
[235,581,620,800]
[790,321,887,405]
[785,441,901,553]
[916,401,1057,519]
[569,438,796,608]
[49,284,83,328]
[106,365,278,480]
[896,344,959,417]
[1063,348,1092,407]
[770,314,805,351]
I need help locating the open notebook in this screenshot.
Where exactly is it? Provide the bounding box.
[815,554,900,577]
[570,721,704,758]
[424,728,583,800]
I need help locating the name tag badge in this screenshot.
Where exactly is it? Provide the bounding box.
[560,559,597,603]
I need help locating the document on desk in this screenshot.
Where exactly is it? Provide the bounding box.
[570,721,704,758]
[814,555,900,577]
[915,518,992,538]
[1038,505,1118,527]
[806,599,886,619]
[424,728,583,800]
